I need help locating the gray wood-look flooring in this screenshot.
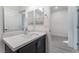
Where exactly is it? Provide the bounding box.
[48,35,79,53]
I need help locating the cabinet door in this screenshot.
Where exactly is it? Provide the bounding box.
[5,44,16,53]
[18,41,36,53]
[37,35,46,53]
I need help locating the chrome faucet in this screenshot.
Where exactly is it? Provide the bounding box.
[24,28,28,34]
[24,27,31,34]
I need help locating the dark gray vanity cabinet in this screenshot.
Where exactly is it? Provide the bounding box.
[18,40,36,53]
[5,35,46,53]
[5,40,36,53]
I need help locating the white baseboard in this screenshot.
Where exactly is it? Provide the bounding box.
[51,34,68,39]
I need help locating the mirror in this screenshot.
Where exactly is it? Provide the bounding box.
[28,7,44,25]
[3,6,26,33]
[35,8,44,25]
[27,7,44,31]
[28,11,34,25]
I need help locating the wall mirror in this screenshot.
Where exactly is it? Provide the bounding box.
[26,7,45,32]
[3,6,27,33]
[27,7,44,25]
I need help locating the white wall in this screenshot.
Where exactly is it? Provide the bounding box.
[0,7,5,53]
[50,7,68,37]
[4,7,22,31]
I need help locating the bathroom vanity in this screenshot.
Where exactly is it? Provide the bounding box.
[3,32,46,53]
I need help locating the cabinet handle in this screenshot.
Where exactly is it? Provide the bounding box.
[37,41,40,48]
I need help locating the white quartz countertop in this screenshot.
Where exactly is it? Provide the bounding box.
[3,32,46,51]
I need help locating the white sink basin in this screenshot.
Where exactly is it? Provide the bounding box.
[23,32,39,37]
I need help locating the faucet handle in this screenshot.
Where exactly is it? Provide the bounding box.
[24,28,27,31]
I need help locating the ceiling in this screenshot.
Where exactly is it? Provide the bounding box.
[51,6,68,13]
